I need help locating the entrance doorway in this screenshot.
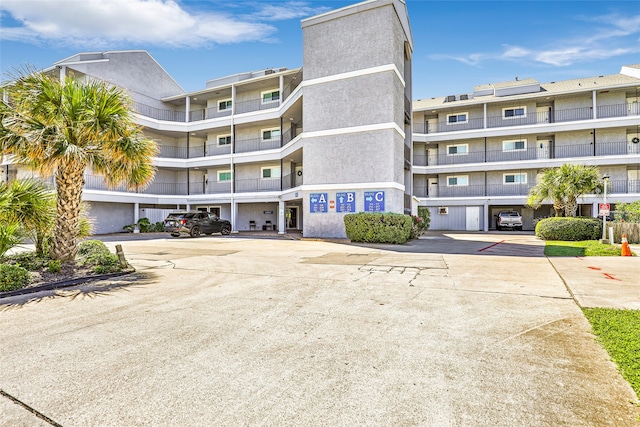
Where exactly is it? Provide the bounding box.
[286,207,298,229]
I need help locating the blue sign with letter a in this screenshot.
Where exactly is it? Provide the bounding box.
[310,193,328,213]
[364,191,385,212]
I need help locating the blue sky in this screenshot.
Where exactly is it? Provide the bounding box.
[1,0,639,99]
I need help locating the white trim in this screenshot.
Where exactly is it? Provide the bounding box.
[446,143,468,156]
[261,89,280,104]
[261,128,281,141]
[217,98,232,112]
[302,122,405,139]
[302,182,405,192]
[446,112,468,125]
[303,64,405,89]
[503,173,527,184]
[503,106,527,119]
[217,134,232,146]
[502,139,527,151]
[217,170,232,182]
[261,165,281,179]
[446,175,469,186]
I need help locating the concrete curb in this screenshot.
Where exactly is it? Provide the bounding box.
[0,269,136,299]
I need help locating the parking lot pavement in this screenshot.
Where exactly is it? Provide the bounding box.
[1,235,638,426]
[548,256,640,309]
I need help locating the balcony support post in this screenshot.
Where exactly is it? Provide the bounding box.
[592,90,597,119]
[483,103,487,129]
[133,202,139,224]
[278,199,286,235]
[185,96,190,123]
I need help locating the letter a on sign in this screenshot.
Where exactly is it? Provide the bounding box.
[318,194,327,203]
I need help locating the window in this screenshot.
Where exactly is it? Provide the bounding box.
[504,173,527,184]
[217,134,231,146]
[218,99,232,112]
[218,171,232,182]
[262,90,280,104]
[503,106,526,119]
[262,128,281,141]
[502,139,527,151]
[261,166,281,179]
[447,175,468,186]
[447,112,468,124]
[447,144,468,155]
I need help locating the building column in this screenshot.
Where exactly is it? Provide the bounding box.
[278,199,286,235]
[185,96,190,123]
[186,203,191,211]
[134,203,140,224]
[483,103,487,129]
[232,201,238,233]
[592,90,597,119]
[483,202,489,232]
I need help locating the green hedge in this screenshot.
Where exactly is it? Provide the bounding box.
[0,264,31,292]
[78,240,122,273]
[344,213,411,244]
[535,217,602,241]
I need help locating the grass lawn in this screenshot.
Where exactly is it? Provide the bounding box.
[582,308,640,400]
[544,240,633,257]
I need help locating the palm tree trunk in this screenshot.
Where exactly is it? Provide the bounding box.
[51,161,86,261]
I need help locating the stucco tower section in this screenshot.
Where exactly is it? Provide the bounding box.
[301,0,413,238]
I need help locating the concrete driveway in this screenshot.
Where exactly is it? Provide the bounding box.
[1,233,638,426]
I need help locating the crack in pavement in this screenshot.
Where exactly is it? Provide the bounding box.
[0,388,63,427]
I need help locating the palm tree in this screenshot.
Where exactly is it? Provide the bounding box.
[0,70,157,260]
[527,164,603,217]
[526,168,565,217]
[558,163,602,217]
[0,178,56,256]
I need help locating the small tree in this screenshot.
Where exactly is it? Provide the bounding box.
[527,164,603,217]
[0,178,55,255]
[614,200,640,222]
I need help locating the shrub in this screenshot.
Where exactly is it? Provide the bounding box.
[123,218,162,233]
[535,217,602,241]
[77,240,121,273]
[0,224,23,259]
[47,259,61,273]
[614,201,640,223]
[86,252,121,274]
[0,264,31,292]
[7,252,49,271]
[78,240,110,257]
[344,213,411,244]
[409,215,427,240]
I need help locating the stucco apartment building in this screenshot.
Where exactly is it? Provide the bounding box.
[2,0,639,236]
[413,65,640,231]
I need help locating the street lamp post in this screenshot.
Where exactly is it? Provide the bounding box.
[601,174,610,242]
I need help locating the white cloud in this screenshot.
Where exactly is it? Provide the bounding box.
[0,0,285,47]
[244,2,331,21]
[430,12,640,68]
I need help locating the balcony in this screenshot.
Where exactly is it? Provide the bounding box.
[133,102,185,122]
[235,177,281,193]
[413,180,640,198]
[235,137,280,154]
[158,145,188,159]
[413,141,637,167]
[413,103,639,134]
[235,98,280,115]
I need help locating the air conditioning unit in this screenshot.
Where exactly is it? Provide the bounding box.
[446,95,456,102]
[438,206,449,215]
